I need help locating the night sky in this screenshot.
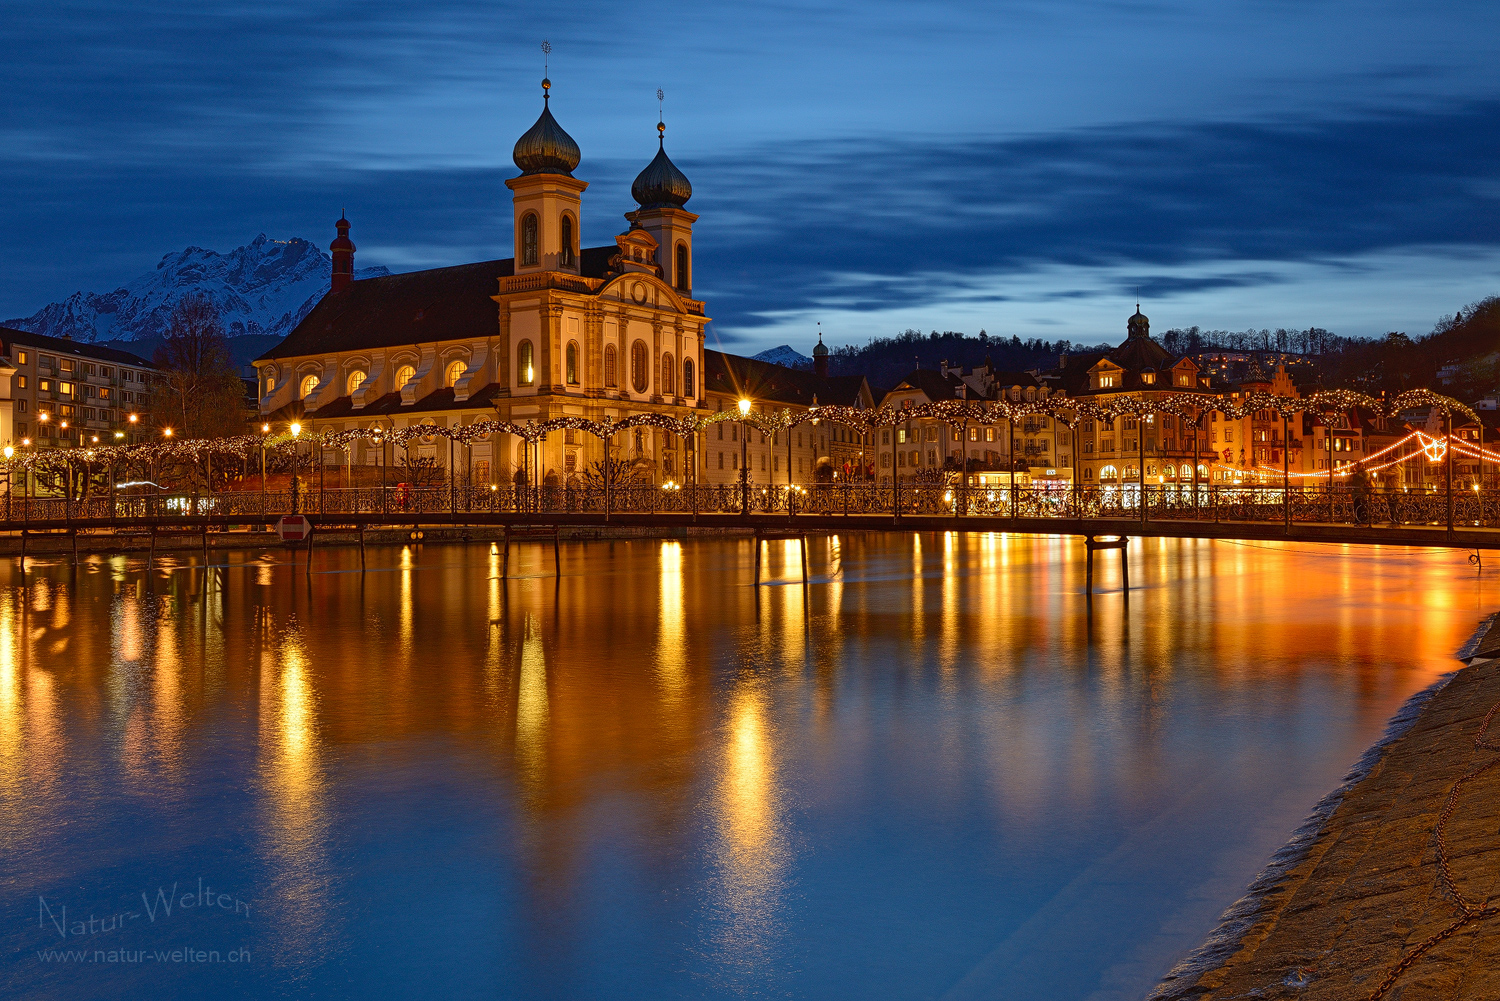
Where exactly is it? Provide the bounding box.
[4,1,1499,353]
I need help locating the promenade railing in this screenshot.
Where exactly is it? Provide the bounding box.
[3,484,1493,531]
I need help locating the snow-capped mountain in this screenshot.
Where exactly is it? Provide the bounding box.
[4,235,389,343]
[751,344,813,369]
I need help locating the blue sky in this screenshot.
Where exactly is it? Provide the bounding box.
[3,1,1499,354]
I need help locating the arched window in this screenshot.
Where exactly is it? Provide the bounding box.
[661,352,675,396]
[346,370,367,395]
[394,364,416,391]
[566,341,579,385]
[604,345,618,388]
[1100,464,1119,481]
[1180,464,1192,478]
[675,243,689,291]
[521,213,538,267]
[517,341,535,386]
[683,358,694,397]
[631,340,648,393]
[300,374,320,399]
[560,215,575,268]
[446,359,467,388]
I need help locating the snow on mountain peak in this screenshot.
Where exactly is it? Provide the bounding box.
[6,235,389,343]
[751,344,814,369]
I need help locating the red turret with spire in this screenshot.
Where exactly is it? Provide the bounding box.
[331,214,355,293]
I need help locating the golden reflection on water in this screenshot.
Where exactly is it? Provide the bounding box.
[711,678,786,966]
[657,541,687,705]
[515,613,549,800]
[0,592,19,795]
[258,619,331,946]
[0,534,1486,991]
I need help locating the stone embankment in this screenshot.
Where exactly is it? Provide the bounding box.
[1151,617,1500,1001]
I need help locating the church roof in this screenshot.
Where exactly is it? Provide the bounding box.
[257,247,619,362]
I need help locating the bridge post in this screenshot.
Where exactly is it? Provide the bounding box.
[502,525,511,579]
[1085,535,1093,594]
[800,534,809,585]
[359,522,366,571]
[1448,411,1455,537]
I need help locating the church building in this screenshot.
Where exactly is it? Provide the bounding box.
[256,79,724,487]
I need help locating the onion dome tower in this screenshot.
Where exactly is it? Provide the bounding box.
[627,109,699,295]
[1128,302,1150,340]
[506,77,587,275]
[330,213,355,293]
[631,122,693,209]
[512,78,581,177]
[813,328,830,378]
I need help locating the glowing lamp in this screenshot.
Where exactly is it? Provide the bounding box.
[128,413,138,423]
[290,423,301,437]
[738,398,751,416]
[162,428,173,437]
[2,446,11,459]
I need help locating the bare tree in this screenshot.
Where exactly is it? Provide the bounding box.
[153,295,246,439]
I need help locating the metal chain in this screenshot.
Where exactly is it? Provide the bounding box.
[1366,700,1500,1000]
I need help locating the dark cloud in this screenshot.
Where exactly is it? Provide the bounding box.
[3,0,1500,351]
[685,101,1500,333]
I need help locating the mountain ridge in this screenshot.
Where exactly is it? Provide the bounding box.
[4,235,388,344]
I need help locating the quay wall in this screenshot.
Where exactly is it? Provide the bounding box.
[1149,614,1500,1001]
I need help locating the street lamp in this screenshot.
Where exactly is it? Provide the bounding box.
[259,423,271,516]
[290,422,303,514]
[738,398,751,515]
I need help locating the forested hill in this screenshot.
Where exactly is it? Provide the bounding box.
[825,329,1107,389]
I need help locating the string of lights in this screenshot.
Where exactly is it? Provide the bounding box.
[5,387,1480,472]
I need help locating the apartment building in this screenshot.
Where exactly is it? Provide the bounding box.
[1,328,158,449]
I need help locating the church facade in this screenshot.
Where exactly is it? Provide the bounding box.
[257,80,775,487]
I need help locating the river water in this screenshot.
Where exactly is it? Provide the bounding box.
[0,533,1486,1000]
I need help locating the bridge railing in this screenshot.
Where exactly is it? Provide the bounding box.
[0,484,1491,529]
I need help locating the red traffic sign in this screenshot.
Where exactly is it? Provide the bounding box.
[275,515,312,542]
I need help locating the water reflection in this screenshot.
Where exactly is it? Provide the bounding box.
[709,678,786,975]
[514,613,549,800]
[0,535,1485,1001]
[258,619,331,953]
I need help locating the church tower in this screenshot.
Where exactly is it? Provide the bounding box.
[330,214,355,293]
[628,116,696,295]
[506,78,586,274]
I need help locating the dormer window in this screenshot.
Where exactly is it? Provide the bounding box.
[1098,374,1116,389]
[1141,370,1156,385]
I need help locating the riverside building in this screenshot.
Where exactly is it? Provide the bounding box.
[0,328,158,451]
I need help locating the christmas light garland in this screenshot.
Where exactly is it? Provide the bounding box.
[7,387,1486,474]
